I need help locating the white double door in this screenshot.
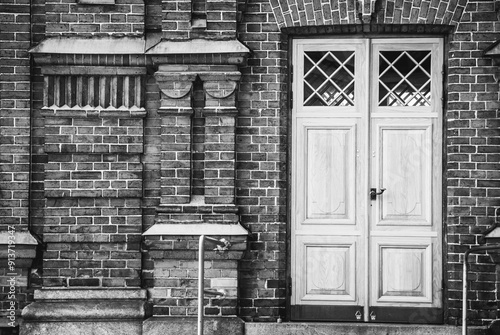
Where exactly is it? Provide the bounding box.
[291,38,443,323]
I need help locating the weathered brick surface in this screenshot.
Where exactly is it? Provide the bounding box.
[236,0,287,321]
[44,153,143,198]
[0,0,36,326]
[158,0,238,40]
[445,0,500,325]
[45,0,144,36]
[0,0,31,228]
[143,235,246,316]
[42,199,142,287]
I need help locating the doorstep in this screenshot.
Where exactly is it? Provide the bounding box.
[244,322,487,335]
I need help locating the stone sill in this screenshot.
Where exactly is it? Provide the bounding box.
[79,0,115,4]
[41,108,147,118]
[41,66,146,76]
[146,39,249,55]
[143,223,248,237]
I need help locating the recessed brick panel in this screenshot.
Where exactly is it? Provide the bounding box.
[44,117,144,154]
[44,153,143,198]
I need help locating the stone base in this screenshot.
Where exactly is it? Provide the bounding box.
[143,316,244,335]
[20,289,146,335]
[21,321,142,335]
[244,323,487,335]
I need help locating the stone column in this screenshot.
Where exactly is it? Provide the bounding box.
[200,69,241,205]
[154,66,197,204]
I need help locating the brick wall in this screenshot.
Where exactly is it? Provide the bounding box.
[45,0,144,36]
[143,234,246,316]
[29,51,148,289]
[446,0,500,326]
[36,109,145,288]
[0,0,31,229]
[0,0,34,327]
[237,0,287,321]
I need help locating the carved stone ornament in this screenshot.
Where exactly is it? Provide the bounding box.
[203,80,237,99]
[159,81,194,99]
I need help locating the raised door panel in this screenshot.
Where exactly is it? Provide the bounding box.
[372,119,433,227]
[370,237,436,306]
[295,236,358,305]
[295,119,357,227]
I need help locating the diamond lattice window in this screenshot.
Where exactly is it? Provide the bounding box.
[378,51,431,107]
[303,51,355,107]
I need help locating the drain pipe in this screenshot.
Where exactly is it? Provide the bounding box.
[462,244,500,335]
[198,235,230,335]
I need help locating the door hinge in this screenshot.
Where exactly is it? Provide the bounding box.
[290,65,293,82]
[287,282,292,296]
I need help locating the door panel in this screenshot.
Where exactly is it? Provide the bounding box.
[372,119,433,226]
[372,237,433,304]
[296,236,357,303]
[291,38,443,323]
[300,121,357,225]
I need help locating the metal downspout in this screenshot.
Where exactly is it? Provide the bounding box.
[198,235,229,335]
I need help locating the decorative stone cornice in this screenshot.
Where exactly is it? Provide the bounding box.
[30,37,146,55]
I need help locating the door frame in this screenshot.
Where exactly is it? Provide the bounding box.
[285,33,449,323]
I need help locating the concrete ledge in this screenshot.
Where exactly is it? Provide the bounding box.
[143,316,244,335]
[21,289,146,335]
[22,301,144,321]
[34,288,146,300]
[143,223,249,236]
[146,39,249,55]
[244,323,487,335]
[21,321,141,335]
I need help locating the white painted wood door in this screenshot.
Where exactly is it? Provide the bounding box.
[291,38,443,323]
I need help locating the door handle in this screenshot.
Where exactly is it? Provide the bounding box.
[369,188,386,200]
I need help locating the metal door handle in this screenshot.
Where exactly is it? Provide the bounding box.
[370,188,386,200]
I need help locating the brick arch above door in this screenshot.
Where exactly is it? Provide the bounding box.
[269,0,468,28]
